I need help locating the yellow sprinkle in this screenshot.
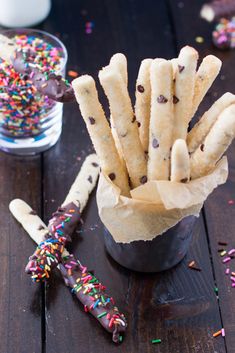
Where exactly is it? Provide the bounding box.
[195,36,204,43]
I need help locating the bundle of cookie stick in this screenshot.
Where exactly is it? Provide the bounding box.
[9,154,127,343]
[71,47,234,243]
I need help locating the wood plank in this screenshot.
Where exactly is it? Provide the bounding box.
[42,0,225,352]
[0,153,42,353]
[168,0,235,351]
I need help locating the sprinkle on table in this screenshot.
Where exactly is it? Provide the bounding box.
[188,260,202,271]
[151,339,162,344]
[68,70,78,78]
[195,36,204,43]
[220,250,227,257]
[218,241,228,246]
[213,329,222,338]
[85,21,95,34]
[228,199,234,205]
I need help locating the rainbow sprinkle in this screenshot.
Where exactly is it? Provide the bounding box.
[213,17,235,50]
[26,203,80,282]
[0,34,64,137]
[61,253,127,343]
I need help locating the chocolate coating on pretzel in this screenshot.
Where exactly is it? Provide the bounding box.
[12,50,75,103]
[25,202,80,280]
[60,254,127,343]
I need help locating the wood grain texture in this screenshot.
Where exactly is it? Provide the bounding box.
[0,0,233,352]
[0,154,42,353]
[168,0,235,352]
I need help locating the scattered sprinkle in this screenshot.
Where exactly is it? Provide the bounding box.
[213,330,222,338]
[195,36,204,43]
[220,250,227,257]
[228,199,234,205]
[68,70,78,78]
[223,257,231,264]
[151,339,162,344]
[213,17,235,50]
[218,241,228,246]
[85,21,95,34]
[188,260,202,271]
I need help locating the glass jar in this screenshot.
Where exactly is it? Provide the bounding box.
[104,216,197,272]
[0,28,68,155]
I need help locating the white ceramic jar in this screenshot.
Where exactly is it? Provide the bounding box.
[0,0,51,27]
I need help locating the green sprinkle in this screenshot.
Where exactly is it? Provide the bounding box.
[151,339,161,344]
[214,287,219,294]
[119,336,123,343]
[97,311,107,318]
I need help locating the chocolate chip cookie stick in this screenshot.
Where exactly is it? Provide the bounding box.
[171,140,190,183]
[0,34,75,103]
[191,55,222,120]
[9,199,127,344]
[172,46,198,142]
[201,0,235,22]
[99,66,147,188]
[23,154,99,281]
[109,53,127,161]
[190,104,235,179]
[187,92,235,153]
[147,59,174,181]
[110,53,128,86]
[72,75,130,197]
[134,58,152,152]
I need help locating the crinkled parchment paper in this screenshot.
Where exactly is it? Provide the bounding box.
[97,157,228,243]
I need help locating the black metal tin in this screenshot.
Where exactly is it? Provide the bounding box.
[104,215,197,272]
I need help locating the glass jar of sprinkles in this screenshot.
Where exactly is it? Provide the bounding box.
[0,29,68,155]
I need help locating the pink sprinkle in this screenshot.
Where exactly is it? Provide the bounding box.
[228,200,234,205]
[223,257,231,263]
[228,249,235,255]
[225,268,230,275]
[231,276,235,282]
[82,266,87,274]
[56,224,62,229]
[65,264,72,269]
[232,282,235,287]
[221,328,225,337]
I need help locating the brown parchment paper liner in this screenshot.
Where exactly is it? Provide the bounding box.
[97,157,228,243]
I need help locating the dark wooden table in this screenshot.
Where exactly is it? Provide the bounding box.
[1,0,235,352]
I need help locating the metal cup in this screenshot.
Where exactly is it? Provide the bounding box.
[104,215,197,272]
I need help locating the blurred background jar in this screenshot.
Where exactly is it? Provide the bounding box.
[0,0,51,27]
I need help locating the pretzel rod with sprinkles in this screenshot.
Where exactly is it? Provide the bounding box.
[9,199,127,344]
[20,154,99,281]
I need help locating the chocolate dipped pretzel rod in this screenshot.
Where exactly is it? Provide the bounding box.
[0,34,75,103]
[24,154,100,281]
[201,0,235,22]
[9,199,127,343]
